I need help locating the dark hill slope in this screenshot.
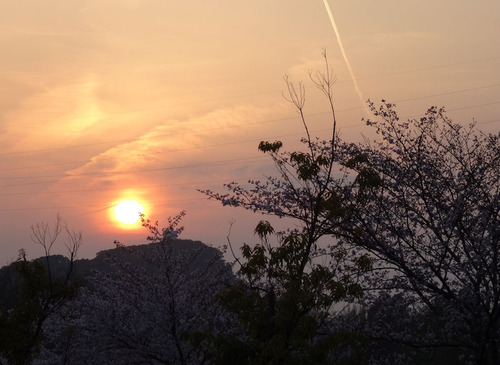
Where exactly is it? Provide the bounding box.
[0,239,227,311]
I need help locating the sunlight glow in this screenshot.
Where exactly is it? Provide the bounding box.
[114,200,144,225]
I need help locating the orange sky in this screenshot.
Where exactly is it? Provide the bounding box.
[0,0,499,262]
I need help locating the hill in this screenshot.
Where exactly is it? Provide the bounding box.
[0,238,226,311]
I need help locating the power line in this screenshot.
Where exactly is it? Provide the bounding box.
[0,196,209,212]
[1,112,497,190]
[351,56,500,82]
[0,114,302,157]
[0,156,270,186]
[1,98,498,178]
[0,178,250,197]
[2,81,499,159]
[396,83,500,103]
[7,55,500,126]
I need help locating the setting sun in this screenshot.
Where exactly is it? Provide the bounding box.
[114,200,144,225]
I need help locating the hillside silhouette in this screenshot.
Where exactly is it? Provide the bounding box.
[0,238,224,311]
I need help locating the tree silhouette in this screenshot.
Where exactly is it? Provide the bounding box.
[0,215,81,365]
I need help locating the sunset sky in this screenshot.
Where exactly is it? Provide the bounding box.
[1,0,499,262]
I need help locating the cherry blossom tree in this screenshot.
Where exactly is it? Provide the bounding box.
[335,101,500,364]
[35,212,237,365]
[201,53,499,363]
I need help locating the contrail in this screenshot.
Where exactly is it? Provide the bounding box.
[323,0,367,113]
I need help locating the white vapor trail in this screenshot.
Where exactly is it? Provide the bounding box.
[323,0,367,113]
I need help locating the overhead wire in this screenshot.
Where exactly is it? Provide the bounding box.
[0,197,208,212]
[0,156,270,185]
[0,92,498,183]
[1,81,499,160]
[0,57,498,213]
[5,54,500,127]
[0,111,498,192]
[0,177,251,197]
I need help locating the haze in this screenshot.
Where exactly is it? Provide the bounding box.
[0,0,499,262]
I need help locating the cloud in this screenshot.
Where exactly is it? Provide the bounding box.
[52,104,270,190]
[0,75,103,152]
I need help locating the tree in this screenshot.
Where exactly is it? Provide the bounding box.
[36,212,237,365]
[0,215,82,365]
[206,222,369,365]
[200,52,374,364]
[201,52,499,363]
[335,101,500,364]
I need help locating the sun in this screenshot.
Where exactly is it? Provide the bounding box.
[114,200,144,225]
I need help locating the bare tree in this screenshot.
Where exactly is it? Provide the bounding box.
[0,215,82,365]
